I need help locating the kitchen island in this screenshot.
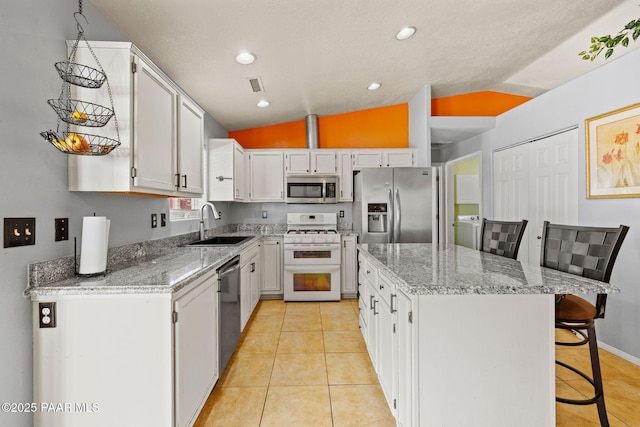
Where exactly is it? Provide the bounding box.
[357,243,619,427]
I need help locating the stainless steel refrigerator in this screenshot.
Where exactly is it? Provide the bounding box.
[353,167,440,243]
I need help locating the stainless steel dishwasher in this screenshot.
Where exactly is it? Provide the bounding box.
[217,255,241,374]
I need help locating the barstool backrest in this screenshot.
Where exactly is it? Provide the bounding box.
[479,219,528,260]
[540,221,629,318]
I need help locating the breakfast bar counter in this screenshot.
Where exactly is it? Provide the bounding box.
[356,243,618,427]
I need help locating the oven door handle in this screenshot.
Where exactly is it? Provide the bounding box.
[284,244,341,250]
[283,264,341,273]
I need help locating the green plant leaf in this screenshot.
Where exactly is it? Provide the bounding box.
[634,27,640,40]
[622,37,629,47]
[624,19,637,30]
[605,48,614,59]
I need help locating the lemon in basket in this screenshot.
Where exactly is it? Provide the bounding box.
[72,111,88,124]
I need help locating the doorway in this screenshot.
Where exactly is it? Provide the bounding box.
[444,152,482,246]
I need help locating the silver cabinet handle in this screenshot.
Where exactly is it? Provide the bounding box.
[370,295,374,308]
[216,176,232,181]
[391,294,397,313]
[373,299,379,315]
[175,173,180,188]
[182,174,187,188]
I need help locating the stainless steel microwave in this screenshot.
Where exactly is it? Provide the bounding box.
[285,176,338,203]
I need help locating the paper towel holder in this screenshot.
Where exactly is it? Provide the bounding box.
[74,236,107,277]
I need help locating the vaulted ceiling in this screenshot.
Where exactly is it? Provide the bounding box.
[89,0,640,131]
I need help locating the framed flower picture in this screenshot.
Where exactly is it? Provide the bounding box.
[586,102,640,198]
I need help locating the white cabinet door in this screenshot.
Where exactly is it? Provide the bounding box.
[177,96,204,195]
[341,235,357,296]
[261,238,282,295]
[383,150,415,167]
[240,260,252,331]
[395,289,414,427]
[366,280,379,367]
[250,253,261,312]
[174,276,218,427]
[377,274,395,412]
[233,144,246,200]
[353,151,383,169]
[249,151,284,201]
[311,150,337,174]
[285,151,311,174]
[208,139,245,201]
[338,151,353,201]
[133,56,178,192]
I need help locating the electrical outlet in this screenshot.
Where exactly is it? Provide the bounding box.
[161,213,167,227]
[217,211,222,220]
[151,213,158,228]
[38,302,56,328]
[262,210,268,219]
[4,217,36,248]
[339,210,345,218]
[55,218,68,241]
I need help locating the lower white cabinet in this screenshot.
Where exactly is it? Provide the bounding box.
[341,235,357,297]
[174,275,219,427]
[31,269,219,427]
[240,242,261,330]
[357,251,414,426]
[261,237,283,296]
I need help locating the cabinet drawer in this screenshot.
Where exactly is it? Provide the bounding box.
[377,271,394,306]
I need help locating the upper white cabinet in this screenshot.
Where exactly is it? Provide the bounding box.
[285,150,337,175]
[338,151,353,201]
[352,149,416,170]
[177,96,205,195]
[352,150,383,168]
[68,41,204,197]
[208,138,245,201]
[248,151,284,201]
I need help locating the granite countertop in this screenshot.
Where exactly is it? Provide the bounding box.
[25,236,262,297]
[358,243,620,296]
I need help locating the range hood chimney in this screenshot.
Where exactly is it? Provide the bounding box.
[305,114,319,149]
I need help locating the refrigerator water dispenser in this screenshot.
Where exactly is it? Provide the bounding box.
[367,203,387,233]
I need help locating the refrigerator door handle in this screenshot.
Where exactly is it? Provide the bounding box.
[395,188,401,242]
[388,188,394,242]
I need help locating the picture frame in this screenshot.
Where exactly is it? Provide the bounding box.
[586,102,640,198]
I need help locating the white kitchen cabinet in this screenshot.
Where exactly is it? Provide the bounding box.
[67,41,204,197]
[338,151,353,201]
[178,95,205,195]
[174,274,218,427]
[383,149,415,167]
[351,149,416,170]
[31,269,218,427]
[377,277,394,411]
[208,138,245,201]
[261,237,283,296]
[284,150,337,175]
[395,288,415,427]
[248,151,284,201]
[240,241,261,330]
[341,235,357,297]
[352,150,383,169]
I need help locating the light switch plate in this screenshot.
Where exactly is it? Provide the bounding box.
[4,217,36,248]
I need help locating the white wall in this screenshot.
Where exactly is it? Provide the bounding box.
[0,3,227,426]
[446,49,640,359]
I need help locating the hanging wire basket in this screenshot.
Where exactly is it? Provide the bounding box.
[39,0,121,155]
[47,98,114,127]
[54,61,106,89]
[40,130,120,155]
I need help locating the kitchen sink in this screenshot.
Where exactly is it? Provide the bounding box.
[185,235,254,246]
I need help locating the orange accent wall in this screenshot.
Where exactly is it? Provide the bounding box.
[229,92,531,148]
[229,120,307,149]
[431,91,531,116]
[229,104,408,149]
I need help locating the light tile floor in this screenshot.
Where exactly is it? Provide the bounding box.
[195,300,640,427]
[194,299,395,427]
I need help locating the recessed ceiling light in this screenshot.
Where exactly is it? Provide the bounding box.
[367,82,381,91]
[235,52,256,65]
[257,100,270,108]
[395,26,416,40]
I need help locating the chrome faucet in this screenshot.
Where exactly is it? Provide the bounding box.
[200,202,220,240]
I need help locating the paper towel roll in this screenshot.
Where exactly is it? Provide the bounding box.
[79,216,110,275]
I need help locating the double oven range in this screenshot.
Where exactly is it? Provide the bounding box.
[283,213,341,301]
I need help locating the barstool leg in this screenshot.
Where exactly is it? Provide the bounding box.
[587,326,609,427]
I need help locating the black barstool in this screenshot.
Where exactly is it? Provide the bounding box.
[539,221,629,427]
[478,218,528,259]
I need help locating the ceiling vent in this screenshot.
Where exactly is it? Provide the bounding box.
[247,76,264,93]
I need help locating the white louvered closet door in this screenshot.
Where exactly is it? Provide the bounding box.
[493,128,578,264]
